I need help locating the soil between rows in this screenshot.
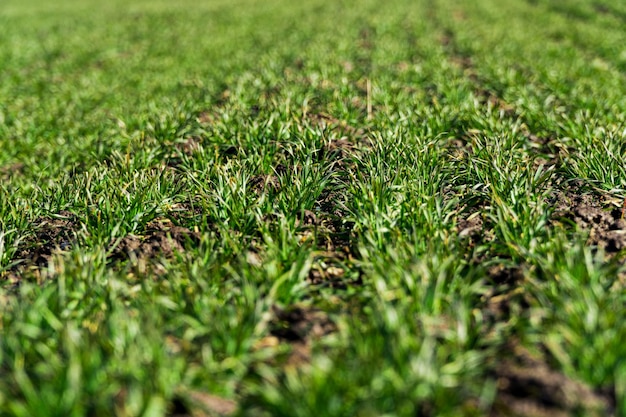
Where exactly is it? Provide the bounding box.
[436,19,619,416]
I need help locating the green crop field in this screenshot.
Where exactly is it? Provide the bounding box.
[1,0,625,415]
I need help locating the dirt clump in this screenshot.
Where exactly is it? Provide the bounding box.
[319,136,356,164]
[268,304,336,366]
[14,210,79,269]
[457,210,484,241]
[308,250,355,290]
[490,342,614,417]
[110,218,200,261]
[166,202,203,225]
[475,262,529,329]
[297,199,359,289]
[249,174,281,195]
[294,209,318,228]
[550,189,626,253]
[315,189,349,220]
[453,198,494,249]
[487,263,525,285]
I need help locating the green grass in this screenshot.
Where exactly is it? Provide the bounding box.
[1,0,625,416]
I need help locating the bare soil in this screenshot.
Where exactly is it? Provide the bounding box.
[14,210,79,269]
[435,22,621,416]
[110,218,200,262]
[269,304,337,366]
[490,341,614,417]
[550,188,626,253]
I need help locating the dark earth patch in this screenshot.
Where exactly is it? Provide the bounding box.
[307,248,358,290]
[315,189,350,220]
[269,304,336,366]
[165,202,204,225]
[110,218,200,262]
[1,210,80,288]
[487,263,525,286]
[456,208,485,243]
[451,193,494,251]
[317,136,356,166]
[249,174,281,195]
[550,188,626,253]
[490,341,614,417]
[481,264,528,326]
[291,113,366,290]
[306,189,361,290]
[294,209,319,229]
[14,210,79,269]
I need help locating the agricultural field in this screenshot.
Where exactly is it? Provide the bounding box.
[1,0,625,415]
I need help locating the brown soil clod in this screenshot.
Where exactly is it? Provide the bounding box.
[480,263,528,325]
[490,342,614,417]
[110,218,200,261]
[303,210,357,289]
[315,189,349,219]
[457,210,484,240]
[306,178,359,289]
[322,137,356,163]
[550,189,626,253]
[308,253,352,289]
[454,198,494,249]
[15,210,79,268]
[269,304,336,366]
[270,304,336,342]
[295,210,319,228]
[166,203,203,224]
[487,264,525,286]
[198,111,218,125]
